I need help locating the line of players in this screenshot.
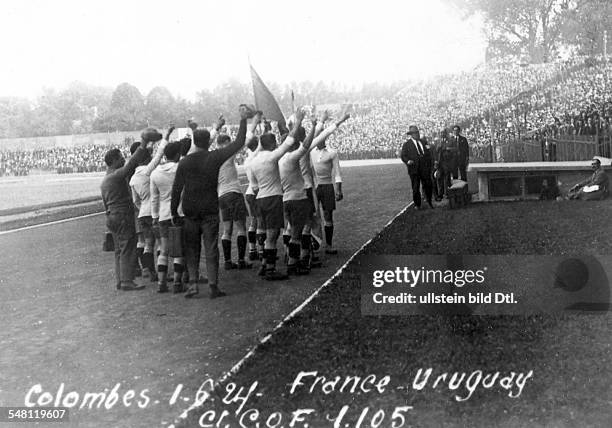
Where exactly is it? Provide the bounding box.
[112,104,350,298]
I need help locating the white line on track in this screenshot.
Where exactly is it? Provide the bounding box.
[0,211,104,236]
[169,201,414,427]
[46,177,103,182]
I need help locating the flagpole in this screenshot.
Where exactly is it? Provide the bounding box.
[291,90,295,114]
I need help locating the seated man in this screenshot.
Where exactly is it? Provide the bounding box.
[567,158,609,200]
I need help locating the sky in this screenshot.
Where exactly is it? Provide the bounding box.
[0,0,486,100]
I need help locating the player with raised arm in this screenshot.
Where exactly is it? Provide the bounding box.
[150,139,186,293]
[170,105,252,298]
[217,115,261,270]
[244,120,264,262]
[249,110,304,280]
[101,136,155,291]
[301,109,328,268]
[280,109,351,274]
[129,126,173,283]
[311,108,349,255]
[279,110,317,275]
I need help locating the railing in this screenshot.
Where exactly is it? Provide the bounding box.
[470,134,612,163]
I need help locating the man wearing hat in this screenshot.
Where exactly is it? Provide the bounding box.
[400,125,434,209]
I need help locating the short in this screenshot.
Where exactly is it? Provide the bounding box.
[305,187,316,216]
[219,192,248,222]
[159,219,172,239]
[138,216,154,241]
[245,192,261,218]
[316,184,336,212]
[283,199,311,233]
[257,195,284,230]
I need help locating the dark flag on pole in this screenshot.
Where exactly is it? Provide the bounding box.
[250,64,285,125]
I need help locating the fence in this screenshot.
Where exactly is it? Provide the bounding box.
[470,134,612,163]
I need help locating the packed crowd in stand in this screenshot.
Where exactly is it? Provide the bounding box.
[2,56,612,177]
[0,144,129,176]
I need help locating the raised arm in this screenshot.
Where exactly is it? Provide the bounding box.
[170,163,185,220]
[277,119,290,141]
[143,125,174,176]
[309,110,351,153]
[116,141,149,180]
[272,107,305,161]
[300,116,318,154]
[246,113,261,147]
[314,110,328,139]
[214,106,255,166]
[210,114,225,146]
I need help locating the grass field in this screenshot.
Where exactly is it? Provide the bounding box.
[0,173,103,210]
[178,200,612,428]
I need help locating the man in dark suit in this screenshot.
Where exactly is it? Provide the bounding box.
[452,125,470,181]
[401,125,434,209]
[438,128,457,197]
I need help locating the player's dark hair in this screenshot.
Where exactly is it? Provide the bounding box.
[164,142,181,161]
[193,129,211,149]
[104,148,122,167]
[246,136,258,151]
[260,133,277,151]
[179,137,192,156]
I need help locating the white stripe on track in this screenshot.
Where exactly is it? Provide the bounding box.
[0,211,104,236]
[169,201,414,427]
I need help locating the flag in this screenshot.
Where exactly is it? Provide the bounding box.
[250,64,285,125]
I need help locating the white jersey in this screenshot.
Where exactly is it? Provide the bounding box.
[250,132,298,199]
[250,151,284,199]
[128,139,168,218]
[279,145,308,202]
[218,154,243,197]
[150,162,183,221]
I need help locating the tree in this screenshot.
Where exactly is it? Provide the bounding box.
[561,0,612,56]
[51,82,113,135]
[145,86,175,128]
[30,88,62,137]
[0,97,32,138]
[108,82,145,131]
[450,0,575,63]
